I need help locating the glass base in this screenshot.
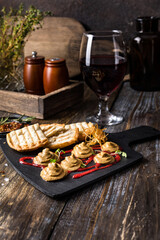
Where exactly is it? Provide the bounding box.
[86,112,123,127]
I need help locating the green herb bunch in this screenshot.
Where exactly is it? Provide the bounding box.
[0,4,50,70]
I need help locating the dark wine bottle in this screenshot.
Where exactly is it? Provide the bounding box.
[129,16,160,91]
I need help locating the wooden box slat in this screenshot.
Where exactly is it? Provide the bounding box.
[41,82,84,116]
[0,81,84,119]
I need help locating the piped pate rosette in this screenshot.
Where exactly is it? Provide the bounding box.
[94,152,115,164]
[72,142,94,159]
[33,148,59,166]
[40,162,68,181]
[61,154,82,171]
[101,141,119,153]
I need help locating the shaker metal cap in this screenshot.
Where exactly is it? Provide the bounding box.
[32,51,37,58]
[25,51,45,64]
[45,58,66,66]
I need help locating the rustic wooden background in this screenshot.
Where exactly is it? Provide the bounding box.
[1,0,160,42]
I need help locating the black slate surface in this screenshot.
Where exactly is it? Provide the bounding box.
[0,126,160,198]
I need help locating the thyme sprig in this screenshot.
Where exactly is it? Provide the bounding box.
[14,115,35,122]
[0,115,35,125]
[0,117,9,125]
[0,4,52,70]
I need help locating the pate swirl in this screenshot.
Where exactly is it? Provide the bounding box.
[40,162,68,181]
[33,148,59,166]
[94,152,115,164]
[72,142,94,158]
[61,154,82,171]
[101,141,119,153]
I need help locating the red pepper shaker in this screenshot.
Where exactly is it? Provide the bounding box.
[43,58,69,94]
[23,51,45,95]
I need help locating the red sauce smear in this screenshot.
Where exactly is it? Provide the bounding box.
[72,154,121,179]
[73,164,113,179]
[19,157,45,169]
[19,145,122,179]
[84,155,94,165]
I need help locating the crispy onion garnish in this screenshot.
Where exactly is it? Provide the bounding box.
[84,123,108,146]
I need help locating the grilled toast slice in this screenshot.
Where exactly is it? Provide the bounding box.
[65,122,91,141]
[40,123,65,138]
[6,123,48,152]
[45,128,79,149]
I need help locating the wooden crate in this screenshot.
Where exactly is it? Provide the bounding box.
[0,81,84,119]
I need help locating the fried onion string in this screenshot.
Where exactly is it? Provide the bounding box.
[84,123,108,146]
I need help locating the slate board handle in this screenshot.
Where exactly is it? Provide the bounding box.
[109,126,160,145]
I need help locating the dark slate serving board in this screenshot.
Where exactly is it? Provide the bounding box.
[0,126,160,198]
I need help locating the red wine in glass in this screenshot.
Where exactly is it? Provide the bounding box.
[80,55,126,98]
[79,30,127,126]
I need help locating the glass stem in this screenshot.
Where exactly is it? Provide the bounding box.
[97,98,109,119]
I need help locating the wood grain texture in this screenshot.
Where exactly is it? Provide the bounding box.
[0,82,159,240]
[24,17,86,78]
[0,81,84,119]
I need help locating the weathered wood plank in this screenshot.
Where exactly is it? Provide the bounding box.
[0,82,159,240]
[40,81,84,118]
[0,89,39,114]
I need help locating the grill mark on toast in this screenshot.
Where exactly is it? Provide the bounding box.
[17,128,27,150]
[40,123,65,138]
[26,125,36,148]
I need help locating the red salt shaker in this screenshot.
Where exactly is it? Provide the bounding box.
[43,58,69,94]
[23,51,45,95]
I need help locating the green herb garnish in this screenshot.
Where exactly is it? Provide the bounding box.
[80,163,86,168]
[55,148,61,154]
[115,150,127,158]
[50,159,57,163]
[55,148,65,156]
[0,117,9,125]
[12,115,35,122]
[0,115,35,125]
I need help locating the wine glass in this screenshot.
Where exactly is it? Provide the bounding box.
[79,30,127,126]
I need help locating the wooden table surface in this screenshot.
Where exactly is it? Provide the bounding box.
[0,81,159,240]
